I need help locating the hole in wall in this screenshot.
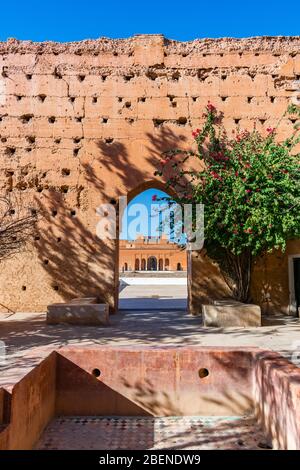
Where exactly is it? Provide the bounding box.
[57,237,61,242]
[125,101,131,109]
[75,117,82,122]
[16,95,22,101]
[26,135,36,144]
[105,137,114,144]
[43,259,49,265]
[52,210,58,217]
[146,71,157,81]
[172,71,180,81]
[73,148,79,157]
[198,368,209,378]
[92,368,101,378]
[48,116,56,124]
[260,119,266,125]
[52,285,59,291]
[1,137,7,143]
[118,97,123,102]
[102,117,108,123]
[270,96,275,103]
[101,75,107,82]
[153,118,165,127]
[110,198,117,205]
[234,118,240,124]
[221,96,227,102]
[61,168,70,176]
[20,114,33,123]
[247,97,253,103]
[70,210,76,217]
[22,286,27,291]
[54,68,62,79]
[54,138,61,144]
[5,147,16,155]
[69,97,75,103]
[177,117,187,125]
[138,97,146,102]
[26,74,32,80]
[38,94,46,102]
[78,74,85,82]
[61,185,69,193]
[73,137,81,144]
[92,97,98,103]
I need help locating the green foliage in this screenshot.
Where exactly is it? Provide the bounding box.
[155,102,300,301]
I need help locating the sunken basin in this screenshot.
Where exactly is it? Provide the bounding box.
[0,347,299,450]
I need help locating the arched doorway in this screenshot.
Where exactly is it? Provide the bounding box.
[147,256,157,271]
[177,262,182,271]
[118,181,188,311]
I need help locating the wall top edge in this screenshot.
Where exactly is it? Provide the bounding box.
[0,35,300,55]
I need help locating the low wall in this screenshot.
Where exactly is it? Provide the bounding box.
[0,346,300,449]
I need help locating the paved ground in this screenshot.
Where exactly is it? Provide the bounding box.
[1,307,300,388]
[119,283,187,309]
[35,415,270,450]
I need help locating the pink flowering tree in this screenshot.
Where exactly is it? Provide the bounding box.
[154,102,300,302]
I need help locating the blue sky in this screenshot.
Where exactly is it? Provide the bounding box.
[0,1,300,42]
[120,189,173,240]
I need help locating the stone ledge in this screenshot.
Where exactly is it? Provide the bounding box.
[47,301,110,326]
[202,300,261,327]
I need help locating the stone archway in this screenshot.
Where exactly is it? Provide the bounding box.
[147,256,157,271]
[117,180,189,312]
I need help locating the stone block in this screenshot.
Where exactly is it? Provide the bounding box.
[47,301,110,326]
[202,300,261,327]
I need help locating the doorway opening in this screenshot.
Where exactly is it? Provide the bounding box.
[118,185,188,311]
[288,255,300,316]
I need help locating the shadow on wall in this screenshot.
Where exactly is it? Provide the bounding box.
[34,190,115,307]
[32,127,195,311]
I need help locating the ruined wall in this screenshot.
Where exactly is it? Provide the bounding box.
[0,34,300,313]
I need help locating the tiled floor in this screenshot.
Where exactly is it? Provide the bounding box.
[35,415,271,450]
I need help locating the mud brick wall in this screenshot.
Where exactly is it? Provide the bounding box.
[0,35,299,314]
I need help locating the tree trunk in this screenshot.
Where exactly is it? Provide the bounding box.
[224,250,252,303]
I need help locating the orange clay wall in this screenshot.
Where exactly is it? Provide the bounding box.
[0,35,299,314]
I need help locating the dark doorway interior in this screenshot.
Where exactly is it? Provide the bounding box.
[293,258,300,314]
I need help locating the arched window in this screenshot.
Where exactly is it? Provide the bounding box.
[159,259,163,271]
[124,262,128,271]
[147,256,157,271]
[177,262,182,271]
[135,259,140,271]
[141,258,146,270]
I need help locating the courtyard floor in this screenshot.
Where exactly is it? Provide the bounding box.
[1,307,300,389]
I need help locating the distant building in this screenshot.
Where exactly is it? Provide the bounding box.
[119,235,187,272]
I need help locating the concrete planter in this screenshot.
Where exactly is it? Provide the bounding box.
[202,300,261,327]
[47,298,110,326]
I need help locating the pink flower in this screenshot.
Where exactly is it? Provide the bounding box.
[235,171,239,177]
[206,101,216,113]
[192,128,201,138]
[152,195,157,201]
[266,127,275,134]
[245,189,251,193]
